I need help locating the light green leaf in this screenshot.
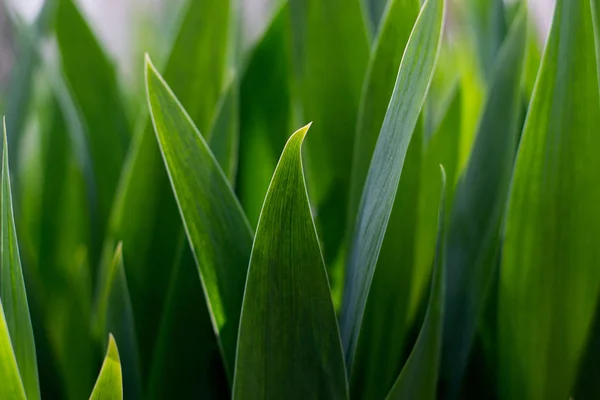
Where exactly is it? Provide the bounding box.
[90,334,123,400]
[348,0,420,238]
[498,1,600,398]
[1,118,40,400]
[288,0,370,266]
[145,56,253,378]
[95,243,141,400]
[440,11,526,395]
[237,3,292,228]
[233,124,348,399]
[340,0,445,372]
[387,167,446,400]
[0,301,26,400]
[98,0,234,380]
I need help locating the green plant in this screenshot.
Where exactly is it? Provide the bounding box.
[0,0,599,398]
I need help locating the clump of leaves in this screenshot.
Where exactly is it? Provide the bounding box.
[0,0,599,399]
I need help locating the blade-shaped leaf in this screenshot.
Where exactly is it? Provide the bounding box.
[440,11,526,395]
[98,0,234,381]
[233,124,348,399]
[90,334,122,400]
[288,0,369,266]
[387,167,446,400]
[95,243,141,400]
[340,0,445,372]
[498,0,600,398]
[55,0,131,259]
[364,0,390,37]
[145,56,253,377]
[237,3,292,228]
[348,0,419,237]
[1,118,40,400]
[467,0,507,82]
[0,301,26,400]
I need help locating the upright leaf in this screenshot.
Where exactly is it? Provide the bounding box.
[1,118,40,400]
[233,124,348,399]
[90,334,123,400]
[237,4,293,227]
[145,57,253,377]
[55,0,131,259]
[440,11,526,395]
[98,0,233,380]
[387,167,446,400]
[498,1,600,398]
[95,243,141,400]
[364,0,390,38]
[289,0,369,265]
[340,0,445,371]
[467,0,507,82]
[0,301,26,400]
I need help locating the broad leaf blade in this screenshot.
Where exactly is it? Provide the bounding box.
[440,11,526,395]
[387,167,446,400]
[1,118,40,400]
[90,334,123,400]
[96,243,141,400]
[0,301,26,400]
[233,124,348,399]
[498,1,600,398]
[145,57,253,377]
[340,0,445,372]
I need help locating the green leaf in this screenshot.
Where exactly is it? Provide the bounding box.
[288,0,370,266]
[340,0,445,372]
[348,0,420,239]
[95,243,141,400]
[145,56,253,378]
[233,124,348,399]
[498,1,600,398]
[364,0,390,38]
[55,0,131,258]
[1,118,40,400]
[98,0,234,381]
[90,334,123,400]
[440,11,526,395]
[467,0,507,82]
[237,3,293,228]
[387,167,446,400]
[0,301,27,400]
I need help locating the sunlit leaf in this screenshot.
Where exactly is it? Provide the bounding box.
[90,334,122,400]
[233,124,348,399]
[1,118,40,400]
[387,167,446,400]
[340,0,445,372]
[145,56,252,378]
[498,1,600,398]
[0,301,26,400]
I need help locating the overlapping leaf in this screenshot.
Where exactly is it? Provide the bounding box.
[340,0,445,372]
[90,334,123,400]
[441,11,526,395]
[233,125,348,399]
[0,301,26,400]
[498,1,600,398]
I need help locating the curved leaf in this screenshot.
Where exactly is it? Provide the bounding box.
[498,1,600,398]
[340,0,445,372]
[145,56,253,377]
[1,118,40,400]
[0,301,26,400]
[387,167,446,400]
[233,124,348,399]
[90,334,122,400]
[440,11,526,395]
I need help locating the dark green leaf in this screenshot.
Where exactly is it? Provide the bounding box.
[90,334,122,400]
[364,0,390,38]
[145,56,252,378]
[387,167,446,400]
[233,124,348,399]
[440,11,526,395]
[498,1,600,398]
[1,118,40,400]
[340,0,445,372]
